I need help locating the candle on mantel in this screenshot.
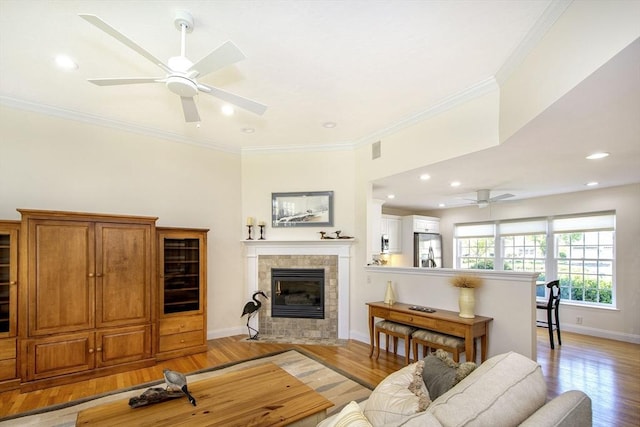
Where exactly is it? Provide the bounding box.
[258,221,266,226]
[246,217,254,226]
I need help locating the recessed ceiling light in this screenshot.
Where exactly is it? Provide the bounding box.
[586,181,599,187]
[55,55,78,70]
[438,203,446,208]
[322,122,337,128]
[450,181,461,187]
[221,105,234,116]
[242,127,255,134]
[387,194,395,199]
[419,174,431,181]
[586,152,609,160]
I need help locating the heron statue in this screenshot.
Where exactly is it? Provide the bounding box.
[241,290,268,340]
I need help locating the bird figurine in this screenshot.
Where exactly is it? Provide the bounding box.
[241,290,268,340]
[163,369,197,406]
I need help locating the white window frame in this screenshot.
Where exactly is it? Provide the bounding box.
[454,212,616,308]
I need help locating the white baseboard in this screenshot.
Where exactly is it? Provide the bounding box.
[208,326,246,340]
[559,324,640,344]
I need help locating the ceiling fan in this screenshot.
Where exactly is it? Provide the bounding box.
[79,10,267,122]
[467,189,515,208]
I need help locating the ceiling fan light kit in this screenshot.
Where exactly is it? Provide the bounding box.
[79,10,267,123]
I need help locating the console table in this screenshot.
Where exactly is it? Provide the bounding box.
[367,301,493,363]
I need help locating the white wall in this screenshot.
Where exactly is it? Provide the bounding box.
[360,267,539,361]
[500,0,640,142]
[0,106,245,336]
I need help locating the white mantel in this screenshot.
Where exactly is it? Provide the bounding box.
[243,239,355,339]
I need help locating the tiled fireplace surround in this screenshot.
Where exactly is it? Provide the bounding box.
[244,241,353,340]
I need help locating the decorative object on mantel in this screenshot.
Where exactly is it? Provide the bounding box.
[384,280,396,305]
[318,230,354,240]
[450,275,483,318]
[246,217,254,240]
[258,221,266,239]
[334,230,353,239]
[241,290,268,339]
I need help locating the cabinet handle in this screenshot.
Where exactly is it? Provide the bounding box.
[180,339,185,343]
[88,348,94,354]
[96,273,103,277]
[88,273,95,278]
[96,347,102,352]
[10,281,17,285]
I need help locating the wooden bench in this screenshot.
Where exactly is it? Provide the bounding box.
[375,320,417,364]
[411,329,467,362]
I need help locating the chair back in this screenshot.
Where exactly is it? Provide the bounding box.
[544,280,561,309]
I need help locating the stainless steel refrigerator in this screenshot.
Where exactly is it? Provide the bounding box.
[414,233,442,268]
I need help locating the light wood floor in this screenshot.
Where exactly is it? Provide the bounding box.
[1,330,639,426]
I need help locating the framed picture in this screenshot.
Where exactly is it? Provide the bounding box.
[272,191,334,227]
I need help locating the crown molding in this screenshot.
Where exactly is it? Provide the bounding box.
[0,95,240,154]
[495,0,573,85]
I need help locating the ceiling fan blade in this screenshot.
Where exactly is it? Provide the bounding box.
[490,193,515,202]
[198,83,267,115]
[79,14,171,73]
[190,41,246,79]
[180,97,201,122]
[88,77,162,86]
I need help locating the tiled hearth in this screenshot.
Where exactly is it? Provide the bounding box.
[243,240,354,340]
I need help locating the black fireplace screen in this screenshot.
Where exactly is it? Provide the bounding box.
[271,268,324,319]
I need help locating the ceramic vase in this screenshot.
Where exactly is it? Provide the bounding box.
[384,281,396,305]
[458,287,475,318]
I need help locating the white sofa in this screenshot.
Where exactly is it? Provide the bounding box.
[319,351,592,427]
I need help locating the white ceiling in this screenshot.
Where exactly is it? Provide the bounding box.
[1,1,638,211]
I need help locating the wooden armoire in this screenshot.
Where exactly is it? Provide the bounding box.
[18,210,157,390]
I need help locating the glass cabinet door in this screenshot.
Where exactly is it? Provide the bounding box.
[0,224,18,337]
[162,238,201,314]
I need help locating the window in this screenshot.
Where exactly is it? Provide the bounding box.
[454,212,615,307]
[455,224,495,269]
[553,214,615,306]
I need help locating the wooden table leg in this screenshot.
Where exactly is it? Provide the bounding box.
[465,332,475,363]
[481,329,488,362]
[368,311,375,357]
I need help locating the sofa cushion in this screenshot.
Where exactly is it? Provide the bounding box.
[363,362,429,426]
[426,351,547,426]
[324,400,373,427]
[422,349,477,400]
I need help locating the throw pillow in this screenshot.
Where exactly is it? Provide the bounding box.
[422,349,476,401]
[364,362,428,425]
[407,360,431,411]
[325,401,372,427]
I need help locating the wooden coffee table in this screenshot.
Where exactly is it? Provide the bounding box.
[76,363,334,426]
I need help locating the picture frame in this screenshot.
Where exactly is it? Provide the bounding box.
[272,191,334,227]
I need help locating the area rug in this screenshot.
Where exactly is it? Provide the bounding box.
[0,349,372,427]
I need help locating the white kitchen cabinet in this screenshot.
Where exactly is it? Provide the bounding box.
[381,215,402,253]
[405,215,440,234]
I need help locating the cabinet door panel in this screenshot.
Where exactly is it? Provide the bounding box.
[96,224,151,327]
[96,325,151,368]
[28,221,94,335]
[0,224,18,338]
[26,333,94,381]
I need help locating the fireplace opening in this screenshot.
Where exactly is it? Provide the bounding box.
[271,268,324,319]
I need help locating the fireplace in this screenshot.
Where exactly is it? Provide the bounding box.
[271,268,324,319]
